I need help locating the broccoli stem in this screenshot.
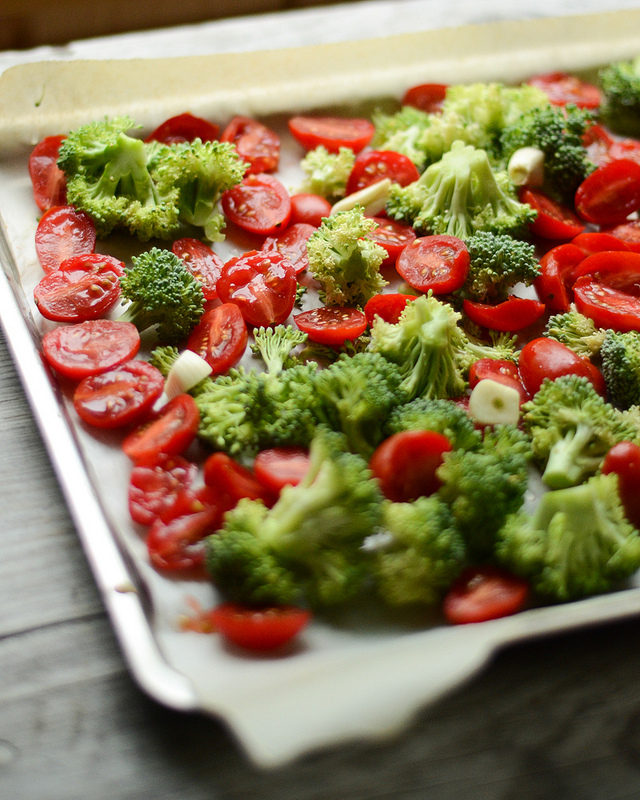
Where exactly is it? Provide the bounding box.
[543,423,605,489]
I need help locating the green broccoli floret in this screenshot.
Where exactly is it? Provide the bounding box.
[497,472,640,601]
[461,231,540,302]
[386,140,537,240]
[436,424,532,559]
[204,428,384,608]
[386,396,481,451]
[57,117,180,240]
[600,55,640,136]
[118,247,205,344]
[255,362,321,450]
[600,330,640,410]
[498,104,595,204]
[522,374,638,489]
[250,325,307,374]
[306,207,388,306]
[544,308,607,360]
[372,496,467,607]
[299,145,356,200]
[148,345,180,377]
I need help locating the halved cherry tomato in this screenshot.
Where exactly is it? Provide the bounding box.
[29,135,67,211]
[146,502,221,573]
[253,447,311,493]
[34,205,96,273]
[396,234,469,294]
[210,604,311,650]
[534,243,585,311]
[468,358,529,404]
[221,173,291,235]
[367,217,417,266]
[220,116,280,174]
[369,430,452,503]
[526,71,602,109]
[364,293,416,326]
[41,319,140,381]
[572,250,640,295]
[443,566,530,624]
[519,188,584,240]
[570,231,630,256]
[122,394,200,465]
[261,222,316,275]
[128,454,198,526]
[573,275,640,333]
[34,253,125,322]
[518,337,603,396]
[293,306,367,346]
[172,238,224,299]
[144,112,219,144]
[575,159,640,225]
[289,193,332,227]
[288,115,374,154]
[608,138,640,165]
[203,451,277,507]
[73,360,164,429]
[346,150,420,195]
[186,303,248,373]
[583,123,614,167]
[463,296,545,332]
[217,250,297,327]
[602,441,640,528]
[600,221,640,253]
[401,83,448,113]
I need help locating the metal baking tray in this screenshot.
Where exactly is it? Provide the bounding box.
[2,8,640,767]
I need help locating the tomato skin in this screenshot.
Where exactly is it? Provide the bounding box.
[572,250,640,295]
[186,303,248,374]
[396,234,469,294]
[573,275,640,333]
[128,454,198,526]
[367,217,417,266]
[575,159,640,225]
[289,193,332,227]
[602,441,640,528]
[364,293,416,326]
[443,566,530,624]
[261,222,316,275]
[253,447,311,494]
[122,394,200,465]
[221,173,291,236]
[346,150,420,195]
[210,604,311,650]
[401,83,448,113]
[73,360,164,429]
[217,250,297,328]
[600,221,640,254]
[369,430,453,503]
[570,231,630,257]
[468,358,529,404]
[519,188,584,240]
[172,238,224,300]
[527,71,602,108]
[29,135,67,211]
[146,504,221,573]
[42,319,140,381]
[144,112,219,144]
[203,452,277,508]
[534,243,585,311]
[220,115,280,174]
[583,123,615,167]
[293,306,367,346]
[518,337,603,396]
[288,115,375,154]
[34,205,96,273]
[463,297,545,332]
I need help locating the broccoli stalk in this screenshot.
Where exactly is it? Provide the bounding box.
[250,325,308,374]
[299,145,356,200]
[600,330,640,410]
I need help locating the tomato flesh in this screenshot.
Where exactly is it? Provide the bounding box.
[172,238,224,299]
[29,135,67,211]
[261,222,316,275]
[527,71,602,108]
[364,293,416,327]
[253,447,311,494]
[294,306,367,346]
[396,235,469,294]
[368,217,417,266]
[573,275,640,333]
[289,193,332,227]
[288,115,374,153]
[518,337,603,396]
[35,205,96,273]
[128,455,198,526]
[122,394,200,465]
[534,243,585,312]
[401,83,448,113]
[221,173,291,235]
[346,150,420,195]
[203,452,277,508]
[210,604,311,650]
[186,303,248,374]
[443,566,530,624]
[144,112,219,144]
[519,188,584,240]
[220,116,280,174]
[575,159,640,225]
[572,250,640,295]
[146,503,221,573]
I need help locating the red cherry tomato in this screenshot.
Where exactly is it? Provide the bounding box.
[583,123,615,167]
[34,205,96,273]
[396,234,469,294]
[73,360,164,429]
[289,193,332,227]
[146,503,221,573]
[518,337,603,396]
[572,250,640,295]
[443,566,530,624]
[210,604,311,650]
[221,173,291,236]
[600,221,640,254]
[28,135,67,211]
[602,441,640,528]
[401,83,448,113]
[122,394,200,465]
[519,188,585,240]
[220,115,280,174]
[203,451,277,507]
[468,358,529,404]
[346,150,420,195]
[369,430,452,503]
[463,296,546,332]
[288,115,375,154]
[253,447,311,494]
[570,231,630,257]
[573,275,640,333]
[128,454,198,526]
[608,138,640,165]
[144,112,219,144]
[293,306,367,346]
[575,159,640,225]
[526,71,602,109]
[217,250,297,328]
[186,303,248,374]
[364,293,416,326]
[367,217,417,266]
[171,238,224,300]
[534,243,585,311]
[41,319,140,381]
[34,253,125,322]
[261,222,316,275]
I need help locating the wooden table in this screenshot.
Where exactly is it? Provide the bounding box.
[3,2,640,797]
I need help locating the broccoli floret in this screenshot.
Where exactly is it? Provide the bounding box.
[436,424,532,559]
[57,117,180,240]
[250,325,308,374]
[118,247,205,344]
[497,472,640,601]
[459,231,540,303]
[544,308,607,360]
[306,207,388,306]
[256,362,321,450]
[372,496,467,607]
[522,374,638,489]
[498,104,595,204]
[386,140,537,240]
[205,428,384,608]
[148,345,180,377]
[386,396,481,451]
[600,330,640,410]
[600,55,640,136]
[299,145,356,200]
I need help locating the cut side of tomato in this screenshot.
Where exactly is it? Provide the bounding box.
[289,193,332,227]
[146,503,221,573]
[34,205,96,273]
[203,452,277,508]
[519,188,585,240]
[288,115,374,153]
[128,455,198,526]
[253,447,311,494]
[346,150,420,195]
[364,293,416,326]
[261,222,317,275]
[572,250,640,295]
[468,358,529,404]
[122,394,200,465]
[534,243,585,311]
[220,115,280,174]
[144,112,219,144]
[293,306,367,346]
[221,173,291,235]
[443,566,530,624]
[29,135,67,211]
[600,221,640,253]
[210,604,311,650]
[463,296,545,332]
[401,83,448,113]
[367,217,417,266]
[396,234,469,294]
[172,238,224,299]
[526,71,602,109]
[186,302,248,373]
[575,159,640,225]
[573,275,640,332]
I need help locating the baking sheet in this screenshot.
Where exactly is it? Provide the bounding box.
[2,7,640,767]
